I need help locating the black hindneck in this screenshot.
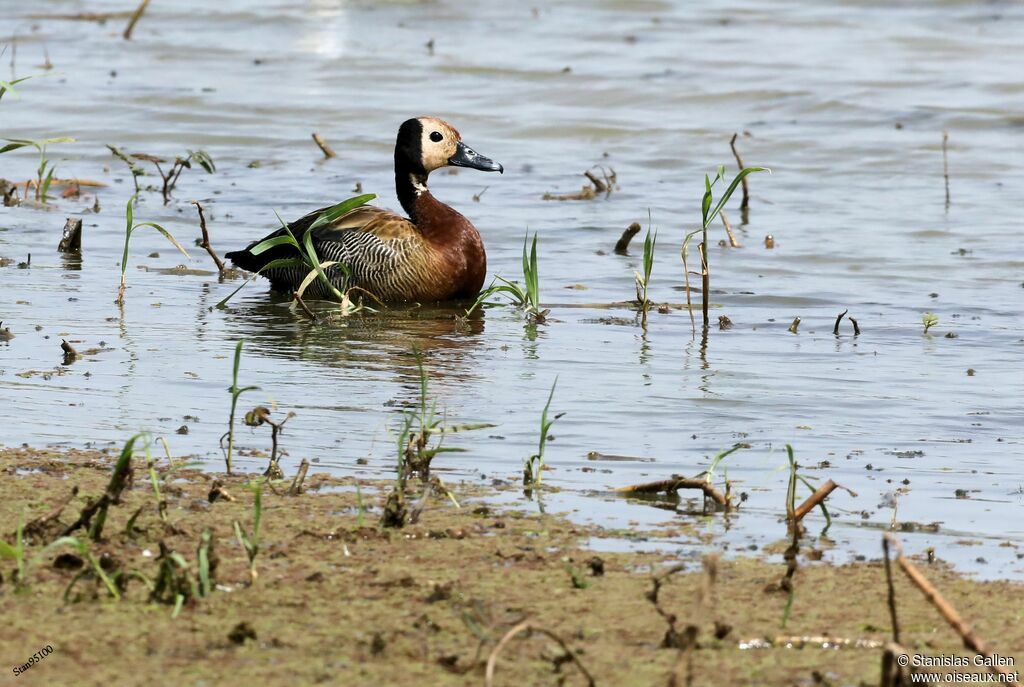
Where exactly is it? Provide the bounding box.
[395,158,428,220]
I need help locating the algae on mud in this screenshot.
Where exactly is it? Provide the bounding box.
[1,447,1022,686]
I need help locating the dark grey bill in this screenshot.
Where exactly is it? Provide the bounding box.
[449,141,503,173]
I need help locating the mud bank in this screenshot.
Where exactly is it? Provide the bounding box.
[1,447,1021,686]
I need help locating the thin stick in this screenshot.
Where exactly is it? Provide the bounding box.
[833,309,848,336]
[850,317,861,335]
[123,0,151,40]
[293,292,318,321]
[615,477,729,509]
[484,620,595,687]
[614,222,641,254]
[312,133,336,159]
[289,459,309,496]
[730,133,750,210]
[882,535,901,644]
[942,131,950,208]
[193,201,228,277]
[792,479,838,521]
[720,210,741,248]
[885,534,1019,685]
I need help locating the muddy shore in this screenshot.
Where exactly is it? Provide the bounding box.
[1,446,1021,686]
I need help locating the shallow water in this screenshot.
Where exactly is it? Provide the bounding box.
[2,0,1022,576]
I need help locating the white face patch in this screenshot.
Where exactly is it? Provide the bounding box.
[417,116,459,173]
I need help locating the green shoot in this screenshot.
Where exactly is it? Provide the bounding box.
[223,339,259,475]
[89,433,147,541]
[0,74,34,102]
[106,146,215,203]
[634,227,657,327]
[524,378,562,488]
[922,312,939,335]
[233,481,264,585]
[197,530,214,598]
[466,232,546,323]
[1,136,75,203]
[47,536,122,601]
[117,193,190,304]
[383,353,492,528]
[150,545,195,617]
[682,165,769,330]
[0,516,27,590]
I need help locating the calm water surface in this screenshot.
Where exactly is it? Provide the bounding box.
[2,0,1022,577]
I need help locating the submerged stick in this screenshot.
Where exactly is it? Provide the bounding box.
[884,534,1020,685]
[942,131,950,208]
[720,210,741,248]
[614,222,642,254]
[583,170,607,194]
[850,317,861,336]
[484,620,595,687]
[730,133,750,210]
[312,133,337,159]
[792,479,838,521]
[615,477,729,508]
[123,0,151,40]
[193,201,228,277]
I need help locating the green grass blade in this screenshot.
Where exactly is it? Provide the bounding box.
[707,167,770,227]
[249,235,299,256]
[132,222,190,259]
[308,193,377,231]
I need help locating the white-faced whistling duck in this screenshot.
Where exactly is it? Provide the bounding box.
[226,117,503,302]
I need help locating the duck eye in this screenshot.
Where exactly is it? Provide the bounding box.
[429,131,443,143]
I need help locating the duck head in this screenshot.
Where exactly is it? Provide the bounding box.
[395,117,503,177]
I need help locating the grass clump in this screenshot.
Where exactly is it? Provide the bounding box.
[382,355,492,528]
[116,193,190,304]
[523,379,562,489]
[222,340,259,475]
[634,225,657,328]
[233,481,264,585]
[467,232,547,323]
[1,136,75,203]
[682,166,768,330]
[922,312,939,335]
[107,145,215,204]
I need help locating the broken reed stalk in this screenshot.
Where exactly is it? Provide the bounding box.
[615,477,729,509]
[193,201,229,277]
[311,133,336,159]
[730,133,750,210]
[833,309,848,336]
[942,131,950,208]
[289,459,309,496]
[484,620,595,687]
[720,210,741,248]
[792,479,838,522]
[614,222,642,254]
[583,170,607,194]
[850,317,861,335]
[883,533,1020,685]
[880,642,916,687]
[57,218,82,252]
[123,0,151,40]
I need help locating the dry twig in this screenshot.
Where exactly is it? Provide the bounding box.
[123,0,151,40]
[484,620,595,687]
[193,201,228,277]
[312,133,337,158]
[720,211,741,248]
[615,477,730,509]
[614,222,642,254]
[730,133,750,210]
